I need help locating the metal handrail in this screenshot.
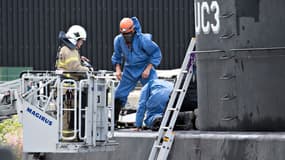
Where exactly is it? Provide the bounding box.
[60,79,78,141]
[79,79,88,140]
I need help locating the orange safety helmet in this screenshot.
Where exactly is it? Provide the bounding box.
[120,18,134,33]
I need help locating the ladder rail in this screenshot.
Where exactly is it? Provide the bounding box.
[158,37,196,130]
[156,65,194,159]
[79,79,88,140]
[149,56,194,160]
[148,37,196,160]
[168,69,194,129]
[157,131,175,160]
[155,51,193,134]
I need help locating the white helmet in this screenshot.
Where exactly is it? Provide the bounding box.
[66,25,87,45]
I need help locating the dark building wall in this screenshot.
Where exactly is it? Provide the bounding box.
[0,0,194,70]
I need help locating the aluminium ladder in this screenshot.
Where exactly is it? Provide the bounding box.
[148,38,196,160]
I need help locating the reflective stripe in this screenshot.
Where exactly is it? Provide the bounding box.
[64,56,80,64]
[62,130,75,134]
[63,83,76,87]
[56,56,79,69]
[65,73,71,78]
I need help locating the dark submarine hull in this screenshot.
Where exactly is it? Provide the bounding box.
[196,0,285,130]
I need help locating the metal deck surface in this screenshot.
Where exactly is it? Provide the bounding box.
[44,130,285,160]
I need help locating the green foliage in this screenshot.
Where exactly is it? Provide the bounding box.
[0,115,22,160]
[0,116,22,143]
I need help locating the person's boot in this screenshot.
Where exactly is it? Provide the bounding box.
[151,116,163,131]
[114,99,123,128]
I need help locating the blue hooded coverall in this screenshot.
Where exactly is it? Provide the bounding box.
[135,79,174,128]
[111,17,162,106]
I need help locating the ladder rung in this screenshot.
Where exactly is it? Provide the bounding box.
[161,126,171,130]
[167,108,177,111]
[175,89,184,92]
[154,145,162,148]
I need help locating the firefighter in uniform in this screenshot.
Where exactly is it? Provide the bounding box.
[55,25,92,139]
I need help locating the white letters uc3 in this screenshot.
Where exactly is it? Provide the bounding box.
[195,0,220,35]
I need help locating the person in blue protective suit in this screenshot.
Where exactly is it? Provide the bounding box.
[134,79,195,131]
[135,79,173,130]
[111,17,162,124]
